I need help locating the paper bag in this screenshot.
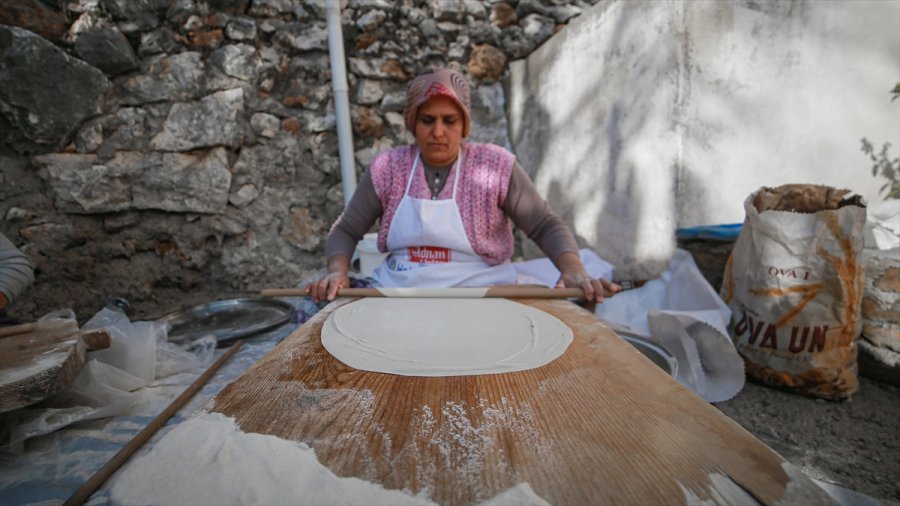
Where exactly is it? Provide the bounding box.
[721,184,867,399]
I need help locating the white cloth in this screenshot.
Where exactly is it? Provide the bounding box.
[512,249,615,287]
[371,151,517,288]
[864,199,900,250]
[594,249,745,403]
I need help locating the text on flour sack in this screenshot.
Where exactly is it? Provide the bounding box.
[734,311,829,354]
[767,265,812,280]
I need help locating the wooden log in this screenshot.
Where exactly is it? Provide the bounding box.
[205,298,833,505]
[0,321,112,413]
[0,322,38,339]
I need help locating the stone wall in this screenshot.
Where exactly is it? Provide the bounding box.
[1,0,597,321]
[859,248,900,385]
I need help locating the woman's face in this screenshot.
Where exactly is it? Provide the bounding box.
[414,95,465,166]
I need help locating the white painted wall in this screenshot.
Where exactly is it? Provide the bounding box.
[509,0,900,279]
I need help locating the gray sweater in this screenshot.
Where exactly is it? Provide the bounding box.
[0,232,35,305]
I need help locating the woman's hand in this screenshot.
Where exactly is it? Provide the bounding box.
[554,251,622,302]
[305,255,351,303]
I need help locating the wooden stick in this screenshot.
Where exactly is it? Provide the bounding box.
[485,286,590,298]
[63,341,244,506]
[0,324,111,350]
[0,322,38,339]
[74,329,112,352]
[260,286,611,299]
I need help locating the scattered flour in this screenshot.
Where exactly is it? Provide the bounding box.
[482,482,551,506]
[0,349,69,384]
[402,398,554,503]
[296,384,375,414]
[108,412,550,506]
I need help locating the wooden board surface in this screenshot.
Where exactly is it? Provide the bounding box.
[0,321,111,413]
[206,298,832,505]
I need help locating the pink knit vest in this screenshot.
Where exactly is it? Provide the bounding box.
[370,143,516,265]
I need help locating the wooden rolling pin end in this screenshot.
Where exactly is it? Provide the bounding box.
[77,329,112,352]
[0,322,39,339]
[261,288,307,297]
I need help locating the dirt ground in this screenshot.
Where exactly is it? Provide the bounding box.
[716,377,900,504]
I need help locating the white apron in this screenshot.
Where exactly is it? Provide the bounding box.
[370,151,517,288]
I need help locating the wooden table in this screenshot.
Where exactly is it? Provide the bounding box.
[205,298,832,505]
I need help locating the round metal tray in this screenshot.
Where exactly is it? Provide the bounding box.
[620,335,679,378]
[156,298,294,346]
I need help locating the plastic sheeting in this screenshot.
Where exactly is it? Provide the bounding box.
[595,249,745,402]
[0,315,293,505]
[864,199,900,250]
[0,307,216,451]
[512,248,615,287]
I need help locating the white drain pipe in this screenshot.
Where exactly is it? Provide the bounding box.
[326,0,356,206]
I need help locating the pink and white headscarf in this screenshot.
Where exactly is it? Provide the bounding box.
[403,68,472,137]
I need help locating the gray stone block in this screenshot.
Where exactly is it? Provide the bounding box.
[70,13,138,76]
[0,25,109,151]
[859,338,900,387]
[151,88,245,151]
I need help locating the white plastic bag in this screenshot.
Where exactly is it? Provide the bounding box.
[83,308,160,385]
[156,334,217,378]
[595,249,744,402]
[1,361,144,451]
[863,199,900,250]
[513,248,615,287]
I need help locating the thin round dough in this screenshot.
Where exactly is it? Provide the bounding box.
[321,298,573,376]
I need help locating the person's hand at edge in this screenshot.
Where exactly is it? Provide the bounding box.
[305,255,350,303]
[553,251,622,302]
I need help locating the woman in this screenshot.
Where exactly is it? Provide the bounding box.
[0,231,35,323]
[306,68,620,303]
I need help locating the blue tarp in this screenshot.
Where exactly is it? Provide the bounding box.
[676,223,743,241]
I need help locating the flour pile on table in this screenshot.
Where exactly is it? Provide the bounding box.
[108,412,550,506]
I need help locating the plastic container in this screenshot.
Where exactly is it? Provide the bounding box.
[356,233,387,277]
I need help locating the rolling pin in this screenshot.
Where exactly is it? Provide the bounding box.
[0,323,111,351]
[261,286,612,299]
[0,322,39,339]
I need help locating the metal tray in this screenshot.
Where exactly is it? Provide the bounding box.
[620,335,679,378]
[157,298,294,346]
